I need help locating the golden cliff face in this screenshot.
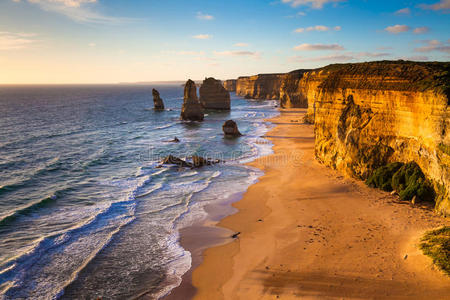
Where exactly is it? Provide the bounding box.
[304,62,450,214]
[236,74,285,99]
[223,79,236,92]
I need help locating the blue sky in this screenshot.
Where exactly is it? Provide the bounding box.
[0,0,449,83]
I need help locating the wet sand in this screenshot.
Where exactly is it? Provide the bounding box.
[187,109,450,299]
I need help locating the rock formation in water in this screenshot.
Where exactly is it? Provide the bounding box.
[152,89,165,110]
[236,74,285,99]
[181,79,204,121]
[222,120,242,137]
[223,79,237,92]
[199,77,231,110]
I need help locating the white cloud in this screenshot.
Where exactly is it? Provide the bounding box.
[192,34,212,40]
[385,24,411,34]
[414,39,450,53]
[196,12,214,20]
[419,0,450,11]
[282,0,344,9]
[401,55,429,61]
[395,8,411,15]
[234,43,249,47]
[213,50,260,57]
[413,26,430,34]
[0,31,37,50]
[291,54,353,62]
[293,43,344,51]
[294,25,341,33]
[13,0,131,24]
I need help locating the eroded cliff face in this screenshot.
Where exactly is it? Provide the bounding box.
[304,62,450,215]
[236,74,285,99]
[223,80,237,92]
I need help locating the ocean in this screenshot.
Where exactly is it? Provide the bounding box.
[0,84,278,299]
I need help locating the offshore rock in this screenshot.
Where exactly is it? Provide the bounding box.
[199,77,231,110]
[181,79,204,121]
[222,120,242,137]
[152,88,165,110]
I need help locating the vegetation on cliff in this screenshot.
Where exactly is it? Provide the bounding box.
[419,226,450,276]
[319,61,450,98]
[366,162,435,202]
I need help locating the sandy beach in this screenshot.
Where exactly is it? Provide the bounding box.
[186,109,450,299]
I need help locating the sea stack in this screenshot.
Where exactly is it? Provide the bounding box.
[199,78,231,110]
[152,88,165,110]
[181,79,204,121]
[222,120,242,137]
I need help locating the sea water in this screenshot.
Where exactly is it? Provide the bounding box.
[0,84,278,299]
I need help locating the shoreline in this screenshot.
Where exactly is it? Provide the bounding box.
[188,108,449,299]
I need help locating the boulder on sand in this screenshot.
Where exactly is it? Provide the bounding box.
[199,77,231,110]
[152,89,165,110]
[181,79,204,121]
[222,120,242,137]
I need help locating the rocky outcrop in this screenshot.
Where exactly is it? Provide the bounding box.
[152,89,165,110]
[236,73,285,99]
[222,120,242,137]
[223,80,237,92]
[303,61,450,215]
[181,79,204,121]
[199,78,231,110]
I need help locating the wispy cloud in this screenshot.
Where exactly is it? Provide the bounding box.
[13,0,132,24]
[291,54,353,62]
[414,39,450,53]
[294,25,341,33]
[395,8,411,15]
[192,34,213,40]
[400,55,430,61]
[234,43,249,47]
[385,24,411,34]
[196,12,214,20]
[282,0,345,9]
[214,50,261,58]
[293,43,344,51]
[419,0,450,12]
[0,31,37,50]
[413,26,430,34]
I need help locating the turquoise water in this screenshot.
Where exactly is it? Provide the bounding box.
[0,84,278,299]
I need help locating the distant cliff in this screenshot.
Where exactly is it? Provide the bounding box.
[223,80,237,92]
[236,74,285,100]
[229,61,450,214]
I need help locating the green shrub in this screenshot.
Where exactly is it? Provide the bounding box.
[365,162,404,191]
[392,162,435,201]
[420,226,450,276]
[365,161,435,202]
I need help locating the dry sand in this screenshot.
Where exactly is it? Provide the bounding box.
[188,109,450,300]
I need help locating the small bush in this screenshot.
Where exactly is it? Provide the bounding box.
[420,226,450,276]
[392,162,435,201]
[365,161,435,202]
[365,162,404,191]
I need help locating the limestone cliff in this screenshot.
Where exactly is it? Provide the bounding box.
[199,77,231,110]
[223,80,237,92]
[236,73,285,99]
[303,61,450,215]
[279,69,312,108]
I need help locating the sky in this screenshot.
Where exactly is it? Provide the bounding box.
[0,0,449,84]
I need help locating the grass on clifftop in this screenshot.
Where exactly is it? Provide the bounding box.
[366,162,435,202]
[420,226,450,276]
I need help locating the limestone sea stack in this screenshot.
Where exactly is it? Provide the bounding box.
[152,88,165,110]
[199,77,231,110]
[181,79,204,121]
[222,120,241,137]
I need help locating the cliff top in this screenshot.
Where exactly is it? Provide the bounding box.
[317,60,450,98]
